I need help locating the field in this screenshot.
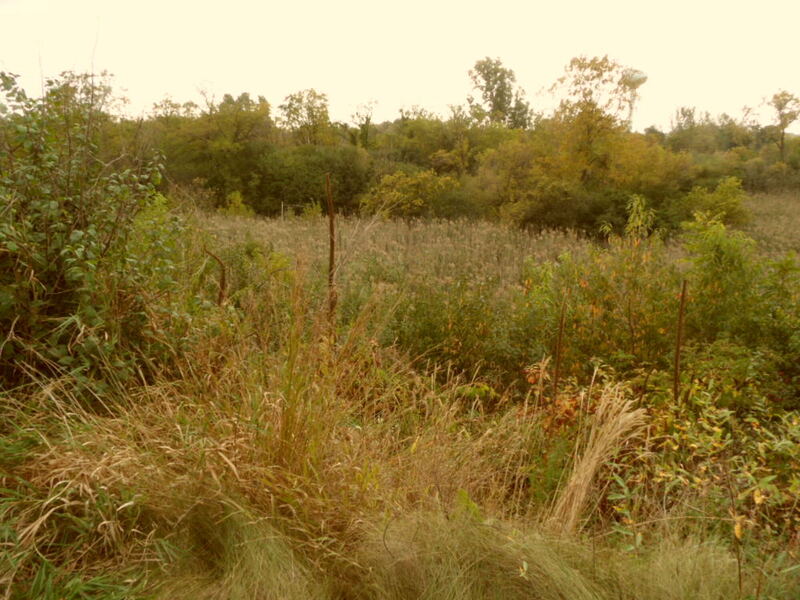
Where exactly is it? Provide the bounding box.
[744,191,800,255]
[3,190,800,600]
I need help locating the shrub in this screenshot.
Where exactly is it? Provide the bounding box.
[216,190,255,217]
[360,169,461,218]
[0,72,178,389]
[672,176,750,226]
[254,145,372,215]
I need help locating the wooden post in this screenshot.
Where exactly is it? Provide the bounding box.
[203,247,227,306]
[553,299,567,400]
[673,280,688,404]
[325,173,337,328]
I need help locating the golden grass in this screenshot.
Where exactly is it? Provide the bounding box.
[7,349,792,599]
[548,382,647,534]
[0,296,548,595]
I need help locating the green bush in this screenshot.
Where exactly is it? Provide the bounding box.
[0,73,182,389]
[254,145,372,215]
[385,274,530,382]
[606,342,800,540]
[360,169,461,218]
[672,176,750,226]
[216,190,255,217]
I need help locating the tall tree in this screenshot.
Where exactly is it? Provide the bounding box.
[351,100,377,148]
[279,89,333,145]
[467,57,532,129]
[553,55,645,125]
[769,90,800,162]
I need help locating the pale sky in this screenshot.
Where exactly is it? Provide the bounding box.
[1,0,799,133]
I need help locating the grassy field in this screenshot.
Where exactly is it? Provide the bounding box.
[744,190,800,254]
[3,195,800,599]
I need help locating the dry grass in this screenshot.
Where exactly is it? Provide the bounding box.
[206,214,589,288]
[0,292,548,596]
[8,357,790,599]
[355,512,611,600]
[352,512,792,600]
[548,382,647,534]
[3,205,799,598]
[744,190,800,254]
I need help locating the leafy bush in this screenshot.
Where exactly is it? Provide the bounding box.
[216,190,255,217]
[254,145,372,215]
[672,176,750,226]
[385,273,531,382]
[360,169,461,218]
[0,72,181,389]
[605,346,800,544]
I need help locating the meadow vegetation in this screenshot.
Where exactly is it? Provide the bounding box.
[1,67,800,599]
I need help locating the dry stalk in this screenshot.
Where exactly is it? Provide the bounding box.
[549,384,647,534]
[203,246,227,306]
[552,299,567,400]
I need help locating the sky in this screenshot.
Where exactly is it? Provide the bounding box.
[1,0,799,133]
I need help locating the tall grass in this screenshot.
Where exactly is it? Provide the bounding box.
[744,190,800,254]
[3,200,799,598]
[207,214,588,287]
[548,382,647,534]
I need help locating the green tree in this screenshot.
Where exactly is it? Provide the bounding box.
[553,55,645,125]
[140,91,274,206]
[351,100,377,149]
[254,145,371,215]
[467,57,532,129]
[279,89,333,145]
[768,90,800,162]
[550,56,646,186]
[208,92,272,142]
[373,108,447,168]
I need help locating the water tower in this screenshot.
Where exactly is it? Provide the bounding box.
[621,69,648,128]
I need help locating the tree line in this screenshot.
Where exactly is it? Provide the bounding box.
[4,56,800,232]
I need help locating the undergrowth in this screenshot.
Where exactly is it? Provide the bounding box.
[1,76,798,597]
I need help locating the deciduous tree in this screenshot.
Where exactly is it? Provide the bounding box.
[467,57,532,129]
[279,89,333,145]
[768,90,799,162]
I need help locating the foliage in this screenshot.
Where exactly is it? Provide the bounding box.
[467,57,533,129]
[605,343,800,551]
[217,190,256,217]
[73,56,798,222]
[553,55,645,125]
[143,91,273,207]
[3,60,800,598]
[254,144,372,215]
[672,176,750,226]
[769,90,800,162]
[521,201,680,378]
[0,72,176,388]
[3,197,800,596]
[278,88,333,145]
[360,169,460,217]
[471,58,695,232]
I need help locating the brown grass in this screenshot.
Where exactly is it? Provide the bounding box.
[744,190,800,255]
[4,206,799,598]
[548,382,647,534]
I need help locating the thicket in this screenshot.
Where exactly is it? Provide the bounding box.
[204,200,800,551]
[106,56,800,233]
